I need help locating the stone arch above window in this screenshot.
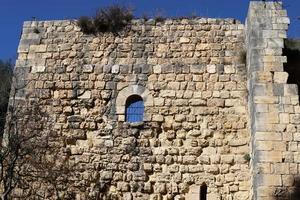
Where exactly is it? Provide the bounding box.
[116,85,153,122]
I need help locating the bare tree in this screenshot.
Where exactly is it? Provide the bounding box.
[0,59,13,137]
[0,64,76,199]
[0,72,51,199]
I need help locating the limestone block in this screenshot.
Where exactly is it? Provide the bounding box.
[229,138,248,147]
[254,96,279,104]
[198,156,210,164]
[94,51,103,58]
[282,175,294,187]
[160,90,176,97]
[279,113,289,124]
[224,65,235,74]
[256,132,282,141]
[63,106,73,115]
[274,163,290,175]
[268,39,284,50]
[182,156,198,165]
[207,65,216,73]
[293,132,300,141]
[257,151,282,162]
[273,24,289,30]
[277,16,290,24]
[185,185,200,200]
[204,164,219,174]
[179,37,190,43]
[256,186,273,197]
[221,155,234,164]
[82,64,94,73]
[123,193,132,200]
[111,65,120,74]
[153,183,166,194]
[256,112,279,124]
[168,82,180,90]
[101,171,113,180]
[257,174,282,186]
[153,65,162,74]
[284,84,298,96]
[31,65,45,73]
[207,98,225,107]
[264,61,284,71]
[175,114,185,122]
[256,141,286,151]
[152,114,164,122]
[157,44,168,52]
[290,114,300,124]
[290,163,298,174]
[274,72,288,83]
[78,91,91,99]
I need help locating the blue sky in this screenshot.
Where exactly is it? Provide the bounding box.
[0,0,299,61]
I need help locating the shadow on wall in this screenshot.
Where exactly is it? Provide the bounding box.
[274,177,300,200]
[290,178,300,199]
[283,39,300,95]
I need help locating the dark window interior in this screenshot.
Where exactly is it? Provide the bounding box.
[200,183,207,200]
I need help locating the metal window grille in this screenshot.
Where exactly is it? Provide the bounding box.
[125,95,144,122]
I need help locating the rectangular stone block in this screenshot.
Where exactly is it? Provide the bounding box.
[257,151,282,162]
[256,112,279,124]
[279,113,289,124]
[256,186,273,197]
[257,174,282,186]
[274,72,288,83]
[274,163,290,174]
[284,84,298,96]
[267,38,284,48]
[254,96,279,104]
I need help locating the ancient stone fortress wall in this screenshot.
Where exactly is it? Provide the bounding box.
[246,2,298,200]
[10,1,296,200]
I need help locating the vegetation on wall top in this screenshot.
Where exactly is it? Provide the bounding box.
[77,5,204,35]
[77,5,133,35]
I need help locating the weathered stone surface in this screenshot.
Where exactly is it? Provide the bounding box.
[247,2,295,200]
[10,2,298,200]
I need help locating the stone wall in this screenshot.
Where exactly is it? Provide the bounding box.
[246,2,299,200]
[10,1,298,200]
[13,15,249,200]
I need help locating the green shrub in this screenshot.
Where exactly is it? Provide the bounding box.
[154,16,166,23]
[243,154,251,162]
[77,16,95,34]
[78,5,133,34]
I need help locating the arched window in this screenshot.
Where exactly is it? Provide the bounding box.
[200,183,207,200]
[125,95,144,122]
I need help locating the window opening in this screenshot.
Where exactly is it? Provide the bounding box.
[200,183,207,200]
[125,95,144,122]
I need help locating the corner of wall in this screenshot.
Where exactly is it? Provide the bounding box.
[246,1,297,199]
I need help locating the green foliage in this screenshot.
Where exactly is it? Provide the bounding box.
[77,16,96,35]
[154,15,166,23]
[77,5,133,34]
[0,59,13,135]
[243,154,251,162]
